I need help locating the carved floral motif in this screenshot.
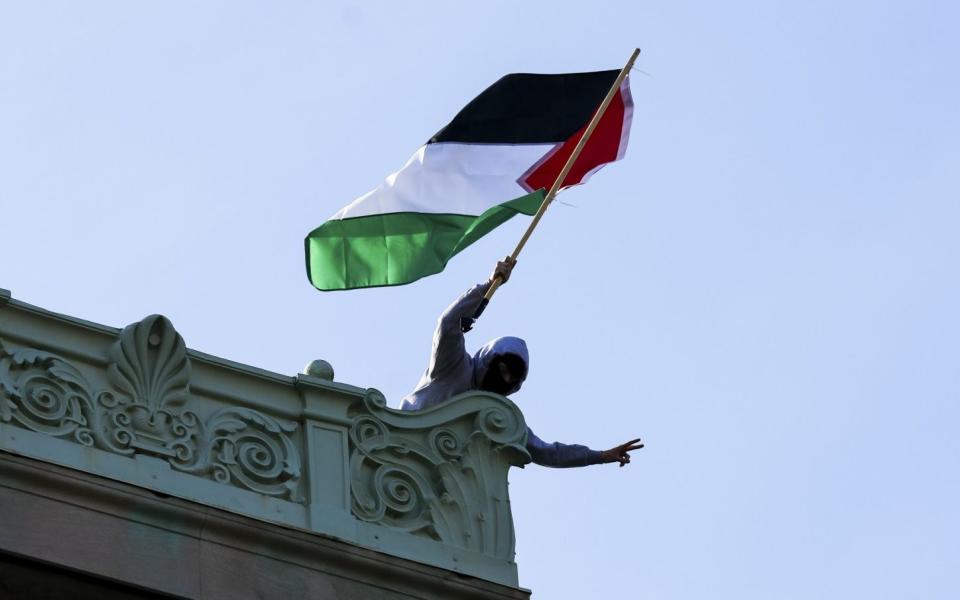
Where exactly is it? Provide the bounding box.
[0,345,97,446]
[348,388,530,560]
[0,315,302,501]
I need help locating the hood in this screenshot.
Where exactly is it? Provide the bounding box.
[472,336,529,395]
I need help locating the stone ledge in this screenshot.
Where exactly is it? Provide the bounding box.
[0,452,531,600]
[0,294,529,587]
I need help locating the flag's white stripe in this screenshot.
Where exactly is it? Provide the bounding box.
[331,142,555,220]
[616,77,634,162]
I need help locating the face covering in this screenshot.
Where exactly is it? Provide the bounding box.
[480,356,524,395]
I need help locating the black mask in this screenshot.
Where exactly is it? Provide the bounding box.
[479,354,525,395]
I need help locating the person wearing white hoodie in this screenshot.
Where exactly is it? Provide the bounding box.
[401,258,643,468]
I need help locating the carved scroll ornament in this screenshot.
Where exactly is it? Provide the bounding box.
[348,388,530,560]
[0,315,301,501]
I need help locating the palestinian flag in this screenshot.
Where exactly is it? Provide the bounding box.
[305,69,633,290]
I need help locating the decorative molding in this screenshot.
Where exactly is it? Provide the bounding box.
[0,315,302,501]
[348,388,530,560]
[0,342,98,446]
[0,302,529,586]
[0,451,531,600]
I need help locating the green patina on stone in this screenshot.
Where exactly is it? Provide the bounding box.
[0,290,530,588]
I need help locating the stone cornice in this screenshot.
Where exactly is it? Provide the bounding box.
[0,452,530,600]
[0,289,530,587]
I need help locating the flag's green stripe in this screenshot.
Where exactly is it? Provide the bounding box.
[305,190,544,290]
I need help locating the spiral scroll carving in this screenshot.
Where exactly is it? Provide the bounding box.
[0,343,97,446]
[348,388,530,559]
[476,405,525,444]
[177,407,302,500]
[0,315,303,502]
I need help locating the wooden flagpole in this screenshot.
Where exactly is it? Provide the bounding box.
[461,47,641,332]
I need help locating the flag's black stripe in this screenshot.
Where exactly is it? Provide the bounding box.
[428,70,619,145]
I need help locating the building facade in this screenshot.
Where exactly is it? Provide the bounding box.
[0,287,532,599]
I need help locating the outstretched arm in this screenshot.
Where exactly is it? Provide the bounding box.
[526,429,643,468]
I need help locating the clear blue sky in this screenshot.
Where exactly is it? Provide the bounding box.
[2,2,958,598]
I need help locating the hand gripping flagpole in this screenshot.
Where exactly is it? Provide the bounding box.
[461,47,641,333]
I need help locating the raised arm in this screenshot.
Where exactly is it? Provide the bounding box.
[428,283,486,379]
[428,258,516,379]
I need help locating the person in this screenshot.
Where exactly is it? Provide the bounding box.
[400,257,643,468]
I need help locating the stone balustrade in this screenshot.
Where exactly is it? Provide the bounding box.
[0,288,530,587]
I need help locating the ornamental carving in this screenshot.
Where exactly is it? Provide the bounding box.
[0,345,98,447]
[0,315,302,501]
[348,388,530,560]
